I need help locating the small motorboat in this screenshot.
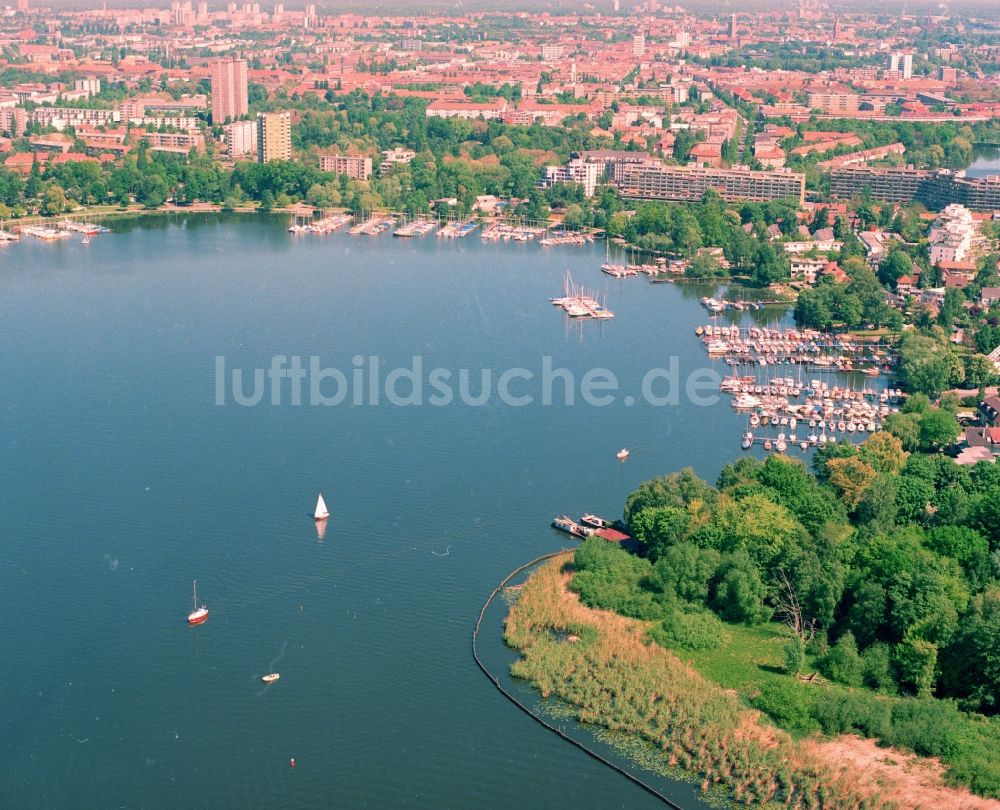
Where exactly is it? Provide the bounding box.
[581,513,612,529]
[616,448,630,461]
[262,673,280,684]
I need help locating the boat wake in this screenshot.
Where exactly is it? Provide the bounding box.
[431,544,452,557]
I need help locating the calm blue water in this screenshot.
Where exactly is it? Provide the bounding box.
[0,214,792,809]
[967,145,1000,179]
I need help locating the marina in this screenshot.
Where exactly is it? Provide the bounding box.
[722,372,901,453]
[696,323,895,371]
[601,259,666,279]
[550,271,614,319]
[480,222,546,241]
[19,225,72,240]
[349,214,397,236]
[436,219,479,238]
[393,218,437,238]
[288,213,353,234]
[539,231,594,246]
[57,220,111,235]
[700,296,770,313]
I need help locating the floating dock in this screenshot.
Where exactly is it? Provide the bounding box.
[550,271,614,319]
[349,215,397,236]
[437,219,479,238]
[393,218,437,237]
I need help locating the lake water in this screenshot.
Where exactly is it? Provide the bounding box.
[966,145,1000,179]
[1,214,797,808]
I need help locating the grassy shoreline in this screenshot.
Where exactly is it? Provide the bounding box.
[505,554,997,810]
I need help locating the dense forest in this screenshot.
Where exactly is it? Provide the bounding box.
[568,443,1000,795]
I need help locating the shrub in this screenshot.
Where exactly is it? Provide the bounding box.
[649,604,728,651]
[783,635,807,675]
[862,643,897,694]
[886,699,964,759]
[821,631,864,687]
[751,681,821,737]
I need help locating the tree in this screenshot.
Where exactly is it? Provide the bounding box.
[898,332,952,397]
[563,203,585,230]
[711,549,771,625]
[686,252,725,278]
[883,412,921,451]
[941,588,1000,713]
[965,354,997,388]
[137,173,169,208]
[878,249,913,289]
[625,468,716,521]
[774,567,818,643]
[794,286,834,330]
[918,408,959,450]
[895,634,938,698]
[826,456,878,510]
[750,241,788,286]
[650,543,720,604]
[860,432,908,475]
[629,506,690,560]
[810,206,830,231]
[40,184,67,216]
[847,580,888,648]
[861,643,897,693]
[710,493,805,569]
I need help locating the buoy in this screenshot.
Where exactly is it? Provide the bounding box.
[290,758,296,769]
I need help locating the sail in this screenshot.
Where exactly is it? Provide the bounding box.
[314,493,329,519]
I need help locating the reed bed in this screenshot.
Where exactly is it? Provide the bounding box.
[505,555,896,810]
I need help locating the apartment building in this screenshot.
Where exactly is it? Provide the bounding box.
[829,166,927,203]
[210,57,248,124]
[379,147,416,176]
[888,52,913,79]
[576,150,663,185]
[319,154,372,180]
[540,157,601,197]
[806,93,860,114]
[831,167,1000,210]
[29,106,120,130]
[257,111,291,163]
[619,164,805,205]
[929,204,975,265]
[0,107,28,136]
[425,99,507,120]
[139,130,205,153]
[224,119,257,159]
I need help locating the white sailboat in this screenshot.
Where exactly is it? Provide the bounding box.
[314,493,330,521]
[187,580,208,625]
